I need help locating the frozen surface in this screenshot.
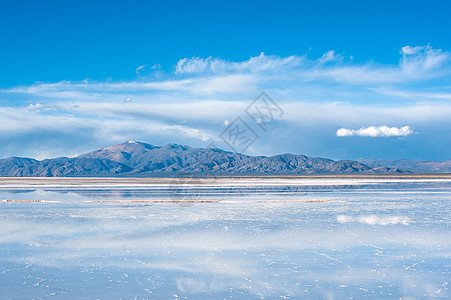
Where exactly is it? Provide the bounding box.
[0,177,450,299]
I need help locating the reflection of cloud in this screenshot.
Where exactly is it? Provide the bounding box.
[0,212,434,256]
[337,215,411,225]
[0,205,446,298]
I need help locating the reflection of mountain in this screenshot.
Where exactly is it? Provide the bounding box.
[0,141,407,177]
[7,180,449,200]
[357,158,451,174]
[4,184,397,202]
[36,185,367,199]
[3,189,38,194]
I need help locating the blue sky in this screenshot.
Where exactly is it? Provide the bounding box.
[1,0,451,161]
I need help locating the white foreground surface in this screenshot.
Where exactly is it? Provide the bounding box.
[0,177,450,299]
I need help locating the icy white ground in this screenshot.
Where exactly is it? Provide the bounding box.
[0,177,450,299]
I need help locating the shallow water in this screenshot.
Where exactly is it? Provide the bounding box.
[0,178,450,299]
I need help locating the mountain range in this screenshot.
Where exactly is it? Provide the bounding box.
[357,158,451,174]
[0,141,446,177]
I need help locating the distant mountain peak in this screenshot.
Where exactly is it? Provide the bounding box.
[119,140,151,146]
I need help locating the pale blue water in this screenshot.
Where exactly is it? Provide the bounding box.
[0,178,450,299]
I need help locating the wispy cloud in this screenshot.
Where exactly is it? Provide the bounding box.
[401,44,449,77]
[175,52,304,75]
[317,50,343,64]
[4,45,450,102]
[135,64,147,74]
[336,126,414,137]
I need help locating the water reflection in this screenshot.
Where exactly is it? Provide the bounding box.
[0,178,450,298]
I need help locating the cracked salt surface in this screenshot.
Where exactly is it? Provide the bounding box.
[0,177,449,298]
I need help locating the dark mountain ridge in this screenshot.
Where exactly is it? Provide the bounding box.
[0,141,408,177]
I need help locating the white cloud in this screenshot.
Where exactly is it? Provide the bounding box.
[336,125,414,137]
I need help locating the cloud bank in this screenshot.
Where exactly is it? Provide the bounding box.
[0,45,450,160]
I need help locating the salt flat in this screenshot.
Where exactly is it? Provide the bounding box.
[0,177,449,298]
